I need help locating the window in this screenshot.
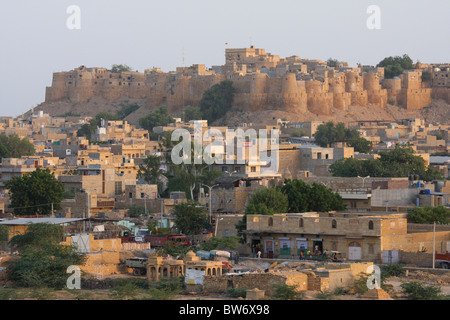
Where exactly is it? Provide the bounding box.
[268,217,273,227]
[332,219,337,229]
[251,167,256,172]
[141,193,145,199]
[368,220,374,230]
[368,244,374,254]
[299,218,304,228]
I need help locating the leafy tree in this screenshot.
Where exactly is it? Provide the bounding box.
[236,180,345,242]
[199,236,240,251]
[407,206,450,225]
[164,141,222,200]
[139,106,175,132]
[5,168,65,216]
[128,205,147,218]
[117,103,140,119]
[137,155,165,195]
[0,133,35,161]
[183,106,203,122]
[172,201,211,235]
[376,54,413,79]
[330,146,444,181]
[400,282,444,300]
[6,223,86,288]
[77,111,121,140]
[272,283,303,300]
[326,58,341,68]
[281,179,346,213]
[314,122,372,153]
[111,64,132,73]
[199,80,235,123]
[347,136,373,154]
[58,111,81,117]
[290,128,308,137]
[244,187,289,215]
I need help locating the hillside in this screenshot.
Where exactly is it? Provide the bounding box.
[24,96,450,128]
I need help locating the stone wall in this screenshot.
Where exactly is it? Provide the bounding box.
[44,50,437,118]
[203,271,308,296]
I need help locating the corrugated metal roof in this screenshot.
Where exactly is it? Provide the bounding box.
[0,217,86,225]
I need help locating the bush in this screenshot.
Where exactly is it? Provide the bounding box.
[145,277,184,300]
[112,277,149,290]
[316,290,335,300]
[352,273,370,295]
[380,264,405,281]
[272,284,303,300]
[128,205,147,218]
[400,282,443,300]
[333,287,350,296]
[227,288,247,298]
[109,281,140,299]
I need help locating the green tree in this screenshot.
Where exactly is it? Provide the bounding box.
[111,64,132,73]
[6,223,86,288]
[137,155,164,195]
[5,168,65,216]
[290,128,308,138]
[172,201,211,235]
[236,187,288,243]
[199,80,235,123]
[128,205,147,218]
[330,146,444,181]
[0,133,35,161]
[272,283,303,300]
[400,282,444,300]
[281,179,346,213]
[314,122,371,153]
[407,206,450,225]
[77,111,121,140]
[117,103,140,119]
[326,58,340,68]
[164,141,221,200]
[183,106,203,122]
[244,187,289,215]
[199,236,240,251]
[347,136,373,154]
[376,54,413,79]
[236,181,345,242]
[139,106,175,132]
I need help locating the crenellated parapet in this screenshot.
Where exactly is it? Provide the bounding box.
[44,48,442,116]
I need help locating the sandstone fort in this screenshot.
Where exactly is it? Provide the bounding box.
[44,46,450,117]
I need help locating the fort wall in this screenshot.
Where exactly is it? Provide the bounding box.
[43,49,440,116]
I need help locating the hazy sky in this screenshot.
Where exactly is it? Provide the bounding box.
[0,0,449,117]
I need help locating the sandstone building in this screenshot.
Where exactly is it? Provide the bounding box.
[44,47,449,118]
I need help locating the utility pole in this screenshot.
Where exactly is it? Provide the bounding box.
[432,221,436,269]
[160,198,164,230]
[51,202,54,217]
[215,218,223,237]
[201,184,218,224]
